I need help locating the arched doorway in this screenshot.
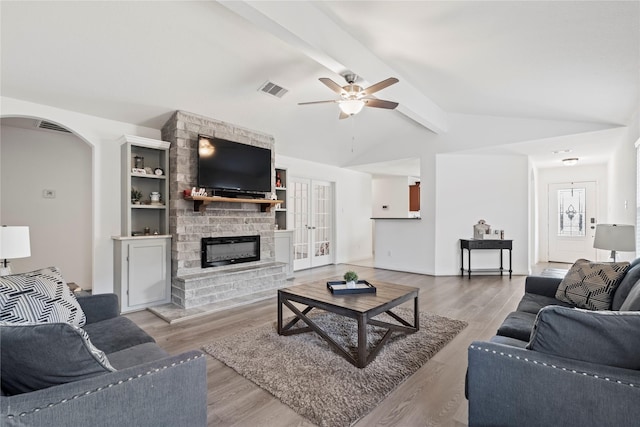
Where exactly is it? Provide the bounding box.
[0,116,93,289]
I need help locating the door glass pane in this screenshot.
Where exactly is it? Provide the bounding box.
[292,181,309,261]
[314,183,331,256]
[557,188,586,237]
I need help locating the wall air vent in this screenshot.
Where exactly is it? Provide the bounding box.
[258,81,288,98]
[36,120,72,133]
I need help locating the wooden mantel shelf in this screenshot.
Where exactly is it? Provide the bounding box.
[185,195,283,212]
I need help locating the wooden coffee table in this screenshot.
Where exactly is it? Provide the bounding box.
[277,280,419,368]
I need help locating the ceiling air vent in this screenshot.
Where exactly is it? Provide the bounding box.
[258,81,288,98]
[36,120,71,133]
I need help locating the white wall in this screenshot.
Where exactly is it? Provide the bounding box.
[435,154,530,275]
[607,115,639,261]
[1,97,160,293]
[275,154,373,264]
[371,175,411,218]
[374,152,530,276]
[1,125,92,285]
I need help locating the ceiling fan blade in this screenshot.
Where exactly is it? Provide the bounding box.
[319,78,346,95]
[364,99,399,109]
[362,77,399,96]
[298,100,338,105]
[339,110,350,120]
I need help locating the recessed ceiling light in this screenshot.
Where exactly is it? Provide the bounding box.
[552,149,572,154]
[562,158,579,166]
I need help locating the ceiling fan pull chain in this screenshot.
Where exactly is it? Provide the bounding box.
[351,115,356,153]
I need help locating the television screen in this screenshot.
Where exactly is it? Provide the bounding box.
[197,135,272,194]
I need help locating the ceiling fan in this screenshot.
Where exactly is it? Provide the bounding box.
[299,74,399,119]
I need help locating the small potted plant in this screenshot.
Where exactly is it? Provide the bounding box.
[131,188,143,205]
[343,271,358,288]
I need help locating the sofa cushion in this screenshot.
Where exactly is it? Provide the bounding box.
[83,316,155,354]
[527,306,640,370]
[0,266,86,326]
[555,259,630,310]
[516,292,575,314]
[612,262,640,310]
[106,342,170,370]
[496,311,537,341]
[620,279,640,311]
[0,321,115,395]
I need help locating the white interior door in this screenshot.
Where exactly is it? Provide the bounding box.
[290,178,334,270]
[548,182,597,262]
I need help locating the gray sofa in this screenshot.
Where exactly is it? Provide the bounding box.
[1,293,207,427]
[467,259,640,427]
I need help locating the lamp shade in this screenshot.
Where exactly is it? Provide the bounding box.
[0,226,31,259]
[593,224,635,252]
[338,99,365,116]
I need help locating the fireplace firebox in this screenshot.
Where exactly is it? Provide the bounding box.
[201,235,260,268]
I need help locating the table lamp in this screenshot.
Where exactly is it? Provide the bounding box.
[593,224,635,262]
[0,225,31,276]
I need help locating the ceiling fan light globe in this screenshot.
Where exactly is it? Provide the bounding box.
[339,99,365,115]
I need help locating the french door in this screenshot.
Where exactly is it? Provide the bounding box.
[548,182,597,262]
[290,178,334,270]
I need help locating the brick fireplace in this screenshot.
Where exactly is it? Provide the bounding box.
[159,111,286,310]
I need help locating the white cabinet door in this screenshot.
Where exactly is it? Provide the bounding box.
[274,230,294,279]
[128,239,168,307]
[113,236,171,312]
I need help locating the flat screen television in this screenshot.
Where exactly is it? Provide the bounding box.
[197,135,272,196]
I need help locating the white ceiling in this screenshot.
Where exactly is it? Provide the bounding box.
[1,1,638,175]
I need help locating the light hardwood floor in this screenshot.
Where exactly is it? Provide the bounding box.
[126,264,531,427]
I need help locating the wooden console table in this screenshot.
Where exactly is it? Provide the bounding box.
[460,239,512,279]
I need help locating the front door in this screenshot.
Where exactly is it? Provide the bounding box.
[548,182,597,263]
[290,178,334,270]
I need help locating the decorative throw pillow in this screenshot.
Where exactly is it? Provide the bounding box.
[0,266,86,326]
[0,321,115,395]
[527,306,640,370]
[620,279,640,311]
[555,259,630,310]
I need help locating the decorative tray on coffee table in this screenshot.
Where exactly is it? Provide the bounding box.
[326,280,377,295]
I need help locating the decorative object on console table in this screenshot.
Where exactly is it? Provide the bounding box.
[0,226,31,276]
[473,219,503,240]
[473,219,491,239]
[593,224,636,262]
[460,238,513,279]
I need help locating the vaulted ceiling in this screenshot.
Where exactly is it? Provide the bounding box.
[1,1,638,173]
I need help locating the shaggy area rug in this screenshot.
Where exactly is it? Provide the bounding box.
[203,308,467,427]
